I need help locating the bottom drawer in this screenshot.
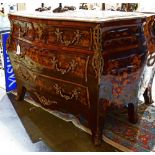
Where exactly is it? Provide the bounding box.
[34,75,90,110]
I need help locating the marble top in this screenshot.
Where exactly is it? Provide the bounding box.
[9,10,149,23]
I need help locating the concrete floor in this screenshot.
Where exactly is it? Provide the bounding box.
[0,89,52,152]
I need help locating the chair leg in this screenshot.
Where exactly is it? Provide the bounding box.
[128,103,138,124]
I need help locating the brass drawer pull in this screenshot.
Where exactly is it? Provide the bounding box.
[53,84,80,100]
[51,56,77,74]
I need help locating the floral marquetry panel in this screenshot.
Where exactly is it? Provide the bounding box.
[34,75,90,109]
[25,47,90,83]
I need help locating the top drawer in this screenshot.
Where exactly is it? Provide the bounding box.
[11,19,93,51]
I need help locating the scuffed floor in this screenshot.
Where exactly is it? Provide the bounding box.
[0,88,52,152]
[7,92,120,152]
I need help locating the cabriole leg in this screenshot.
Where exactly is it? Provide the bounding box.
[90,99,109,146]
[16,81,26,101]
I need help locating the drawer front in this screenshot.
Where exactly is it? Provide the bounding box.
[104,48,147,75]
[9,39,90,83]
[102,25,143,52]
[34,75,90,109]
[11,20,92,50]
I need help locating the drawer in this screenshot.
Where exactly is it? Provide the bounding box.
[102,25,143,51]
[103,26,140,40]
[12,20,92,50]
[9,39,90,84]
[33,74,90,110]
[104,49,147,75]
[103,36,139,51]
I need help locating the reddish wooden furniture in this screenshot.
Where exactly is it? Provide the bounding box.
[7,11,154,145]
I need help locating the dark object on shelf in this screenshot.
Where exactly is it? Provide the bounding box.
[35,7,51,12]
[53,4,67,13]
[79,3,88,10]
[121,3,138,12]
[64,6,76,11]
[102,3,105,10]
[35,3,51,12]
[0,7,4,14]
[53,3,76,13]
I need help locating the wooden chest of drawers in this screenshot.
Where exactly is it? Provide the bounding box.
[7,11,153,145]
